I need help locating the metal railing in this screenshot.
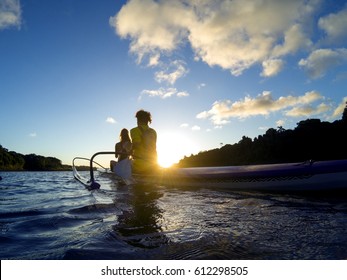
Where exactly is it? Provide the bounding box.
[72,151,116,189]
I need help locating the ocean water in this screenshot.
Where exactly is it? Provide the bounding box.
[1,171,347,260]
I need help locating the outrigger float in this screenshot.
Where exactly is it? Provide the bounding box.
[72,151,347,192]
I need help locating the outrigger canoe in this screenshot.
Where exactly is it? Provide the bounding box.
[72,152,347,192]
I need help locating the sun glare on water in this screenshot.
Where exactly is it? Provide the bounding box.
[157,132,197,168]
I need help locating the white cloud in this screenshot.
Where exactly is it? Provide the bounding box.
[154,60,188,85]
[299,48,347,79]
[111,0,324,76]
[187,0,314,76]
[177,91,189,97]
[214,125,224,129]
[197,91,324,125]
[0,0,21,30]
[261,59,284,77]
[331,96,347,119]
[272,24,312,57]
[198,83,206,89]
[106,117,116,124]
[318,7,347,44]
[141,87,189,99]
[276,119,285,127]
[110,0,190,58]
[179,123,201,130]
[148,53,161,67]
[29,132,37,137]
[285,103,330,117]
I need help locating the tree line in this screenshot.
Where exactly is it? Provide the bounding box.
[177,102,347,167]
[0,147,69,171]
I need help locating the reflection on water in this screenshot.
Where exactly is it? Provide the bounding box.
[112,184,168,248]
[0,171,347,260]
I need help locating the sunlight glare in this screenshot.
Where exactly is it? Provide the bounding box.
[157,132,197,168]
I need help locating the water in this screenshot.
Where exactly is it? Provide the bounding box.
[1,171,347,260]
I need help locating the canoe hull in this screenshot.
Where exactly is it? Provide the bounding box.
[134,171,347,191]
[133,160,347,192]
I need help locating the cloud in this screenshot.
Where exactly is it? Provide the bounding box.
[110,0,189,58]
[176,91,189,97]
[197,91,324,125]
[148,53,161,67]
[141,87,189,99]
[331,96,347,119]
[106,117,117,124]
[154,60,188,85]
[198,83,206,89]
[276,119,285,127]
[261,59,284,77]
[285,103,330,117]
[111,0,325,76]
[272,24,312,57]
[0,0,21,30]
[29,132,37,137]
[299,48,347,79]
[179,123,202,130]
[318,6,347,44]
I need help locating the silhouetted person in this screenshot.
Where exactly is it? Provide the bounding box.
[130,110,158,174]
[110,128,132,171]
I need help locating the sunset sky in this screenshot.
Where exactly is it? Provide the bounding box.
[1,0,347,167]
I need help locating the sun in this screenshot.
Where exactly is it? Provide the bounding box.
[157,132,197,168]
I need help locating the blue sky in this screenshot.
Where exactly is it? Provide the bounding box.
[1,0,347,167]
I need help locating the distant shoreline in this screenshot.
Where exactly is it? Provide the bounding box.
[0,169,72,172]
[0,166,98,172]
[0,165,96,172]
[0,145,96,172]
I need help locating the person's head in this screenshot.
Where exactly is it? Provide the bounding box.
[135,110,152,125]
[120,128,131,142]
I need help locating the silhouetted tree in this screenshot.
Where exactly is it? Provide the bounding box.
[0,145,65,171]
[177,115,347,167]
[0,146,25,170]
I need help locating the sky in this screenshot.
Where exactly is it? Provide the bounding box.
[1,0,347,167]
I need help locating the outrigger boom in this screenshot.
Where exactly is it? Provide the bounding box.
[73,151,116,190]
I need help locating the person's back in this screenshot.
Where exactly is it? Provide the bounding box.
[112,128,133,181]
[130,110,158,174]
[110,128,132,171]
[116,140,132,162]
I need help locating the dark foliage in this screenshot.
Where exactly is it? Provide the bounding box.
[0,146,65,171]
[0,147,25,170]
[178,111,347,167]
[23,154,63,171]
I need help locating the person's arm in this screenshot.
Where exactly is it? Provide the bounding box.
[115,142,121,159]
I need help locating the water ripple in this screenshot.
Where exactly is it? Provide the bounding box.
[1,171,347,259]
